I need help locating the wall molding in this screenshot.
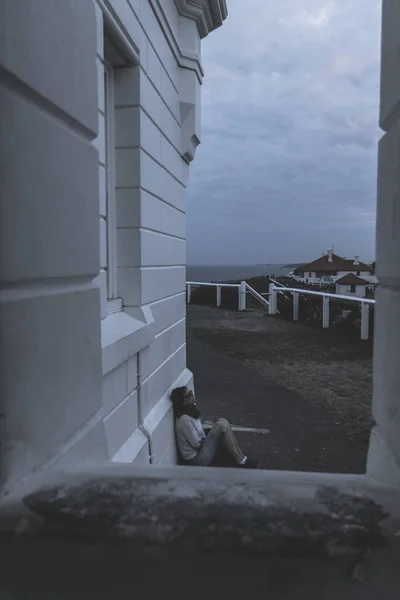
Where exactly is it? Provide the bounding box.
[149,0,204,83]
[174,0,228,39]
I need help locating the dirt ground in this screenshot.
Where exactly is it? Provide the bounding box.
[186,305,373,474]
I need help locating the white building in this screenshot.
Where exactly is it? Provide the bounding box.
[335,273,368,298]
[0,0,226,491]
[294,249,374,284]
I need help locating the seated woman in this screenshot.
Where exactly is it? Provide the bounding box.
[171,386,259,469]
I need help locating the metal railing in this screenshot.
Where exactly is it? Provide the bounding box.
[269,285,375,340]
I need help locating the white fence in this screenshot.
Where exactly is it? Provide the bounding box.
[269,285,375,340]
[186,281,246,311]
[244,282,269,309]
[186,281,269,312]
[186,281,374,340]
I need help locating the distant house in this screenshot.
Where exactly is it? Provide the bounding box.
[335,273,368,298]
[294,250,373,282]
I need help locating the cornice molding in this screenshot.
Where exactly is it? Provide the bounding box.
[149,0,204,83]
[174,0,228,39]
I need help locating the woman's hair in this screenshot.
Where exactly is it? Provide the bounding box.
[170,386,188,418]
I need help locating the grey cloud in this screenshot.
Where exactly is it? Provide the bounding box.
[187,0,380,264]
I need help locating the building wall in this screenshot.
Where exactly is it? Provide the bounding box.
[336,284,366,297]
[93,0,197,467]
[0,0,220,491]
[367,0,400,485]
[69,0,209,468]
[0,0,102,491]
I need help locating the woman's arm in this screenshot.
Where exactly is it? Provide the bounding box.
[181,418,202,449]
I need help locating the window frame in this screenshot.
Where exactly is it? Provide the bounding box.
[104,60,118,303]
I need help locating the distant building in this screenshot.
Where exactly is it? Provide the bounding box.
[294,249,373,282]
[335,273,368,298]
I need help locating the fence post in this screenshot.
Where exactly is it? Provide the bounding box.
[361,302,369,340]
[322,296,329,328]
[216,286,222,307]
[238,281,246,311]
[269,283,277,315]
[293,292,299,321]
[187,284,191,304]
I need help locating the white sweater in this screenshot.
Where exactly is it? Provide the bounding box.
[175,415,206,460]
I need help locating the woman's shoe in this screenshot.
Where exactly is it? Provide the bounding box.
[239,457,261,469]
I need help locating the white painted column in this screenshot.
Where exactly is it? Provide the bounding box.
[216,286,222,307]
[269,283,277,315]
[322,296,329,329]
[0,1,102,491]
[367,0,400,485]
[238,281,246,311]
[187,284,191,304]
[361,302,369,340]
[293,292,299,321]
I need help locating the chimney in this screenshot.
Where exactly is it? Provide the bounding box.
[354,256,360,265]
[327,249,333,263]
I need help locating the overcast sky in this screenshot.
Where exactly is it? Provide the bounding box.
[187,0,381,265]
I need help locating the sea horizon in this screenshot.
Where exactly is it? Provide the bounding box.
[186,263,297,283]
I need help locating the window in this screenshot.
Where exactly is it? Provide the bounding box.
[356,271,360,276]
[98,25,139,319]
[104,62,118,302]
[350,284,356,293]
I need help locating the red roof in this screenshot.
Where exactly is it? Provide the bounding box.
[335,273,368,285]
[294,253,372,274]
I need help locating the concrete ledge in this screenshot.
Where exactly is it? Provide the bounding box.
[1,465,398,559]
[1,466,400,598]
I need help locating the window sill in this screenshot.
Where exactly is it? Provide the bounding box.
[101,306,155,375]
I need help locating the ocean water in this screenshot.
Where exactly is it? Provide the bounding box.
[186,264,293,283]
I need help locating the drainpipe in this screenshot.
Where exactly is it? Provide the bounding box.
[137,351,154,464]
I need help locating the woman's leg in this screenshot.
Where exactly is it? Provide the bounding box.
[210,419,246,464]
[187,419,247,466]
[194,430,221,466]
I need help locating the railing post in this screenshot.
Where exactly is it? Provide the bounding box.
[293,292,299,321]
[322,295,329,328]
[187,284,191,304]
[216,286,222,307]
[238,281,246,311]
[269,283,277,315]
[361,302,369,340]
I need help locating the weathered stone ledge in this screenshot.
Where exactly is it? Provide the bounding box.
[0,465,399,559]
